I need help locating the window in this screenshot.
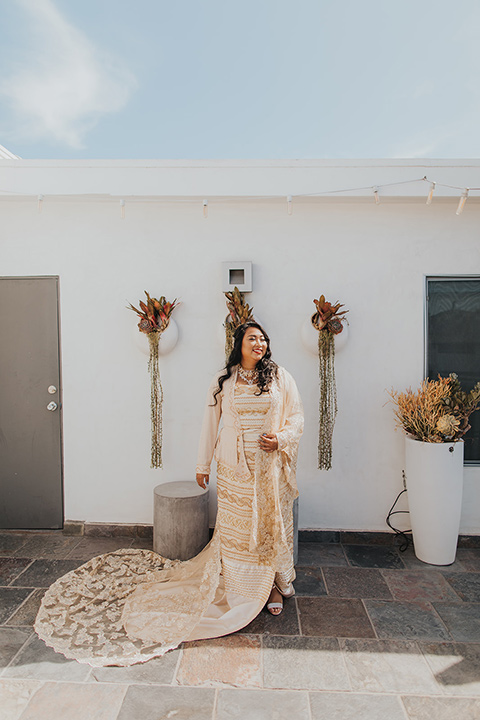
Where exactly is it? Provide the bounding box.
[426,277,480,464]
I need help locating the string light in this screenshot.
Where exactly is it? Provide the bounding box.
[456,189,469,215]
[6,174,480,216]
[426,182,435,205]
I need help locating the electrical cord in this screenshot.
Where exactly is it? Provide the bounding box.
[386,471,412,552]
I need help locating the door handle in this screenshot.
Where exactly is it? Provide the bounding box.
[47,402,58,412]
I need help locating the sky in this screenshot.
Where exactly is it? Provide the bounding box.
[1,0,480,160]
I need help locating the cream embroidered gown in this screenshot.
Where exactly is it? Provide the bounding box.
[34,366,303,666]
[216,383,295,602]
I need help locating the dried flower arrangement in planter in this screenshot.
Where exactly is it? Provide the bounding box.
[389,373,480,443]
[311,295,348,470]
[128,292,179,468]
[224,286,254,360]
[388,373,480,565]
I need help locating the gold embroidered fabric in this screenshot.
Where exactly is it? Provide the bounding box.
[196,365,304,503]
[216,383,294,601]
[206,369,303,599]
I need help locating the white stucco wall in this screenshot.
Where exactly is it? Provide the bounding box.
[1,160,479,532]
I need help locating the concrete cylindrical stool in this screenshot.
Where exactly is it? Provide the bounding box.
[154,481,209,561]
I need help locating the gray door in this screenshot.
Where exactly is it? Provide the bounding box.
[0,277,63,528]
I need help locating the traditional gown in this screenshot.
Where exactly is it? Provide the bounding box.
[34,365,303,667]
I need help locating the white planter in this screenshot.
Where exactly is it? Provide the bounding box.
[404,436,464,565]
[300,318,349,355]
[133,319,179,356]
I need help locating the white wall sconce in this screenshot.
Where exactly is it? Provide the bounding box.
[222,261,252,293]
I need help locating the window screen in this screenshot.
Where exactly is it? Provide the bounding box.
[426,277,480,464]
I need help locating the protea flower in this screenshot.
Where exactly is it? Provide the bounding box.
[436,414,460,438]
[128,292,179,334]
[138,318,155,334]
[328,318,344,335]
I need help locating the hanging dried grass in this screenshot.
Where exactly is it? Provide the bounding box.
[128,292,178,469]
[312,294,348,471]
[225,321,235,360]
[148,331,163,468]
[318,330,337,470]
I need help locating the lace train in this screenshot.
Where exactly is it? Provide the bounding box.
[35,534,222,667]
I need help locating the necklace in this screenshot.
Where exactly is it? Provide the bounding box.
[238,365,258,385]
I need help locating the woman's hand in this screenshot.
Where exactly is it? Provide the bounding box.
[196,473,209,489]
[258,433,278,453]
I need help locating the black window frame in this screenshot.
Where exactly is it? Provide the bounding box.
[425,275,480,467]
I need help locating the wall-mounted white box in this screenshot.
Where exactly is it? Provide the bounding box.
[222,261,252,292]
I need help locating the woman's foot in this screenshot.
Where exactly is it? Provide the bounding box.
[266,586,283,615]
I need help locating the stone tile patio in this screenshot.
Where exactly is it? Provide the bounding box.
[1,531,480,719]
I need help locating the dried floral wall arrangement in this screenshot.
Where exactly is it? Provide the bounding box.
[311,295,348,470]
[224,286,254,360]
[128,292,178,468]
[389,373,480,443]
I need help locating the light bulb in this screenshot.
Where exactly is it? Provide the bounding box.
[426,182,435,205]
[456,190,468,215]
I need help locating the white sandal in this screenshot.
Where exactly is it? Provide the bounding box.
[266,601,283,615]
[266,583,293,615]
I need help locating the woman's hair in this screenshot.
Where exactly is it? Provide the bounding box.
[212,322,278,404]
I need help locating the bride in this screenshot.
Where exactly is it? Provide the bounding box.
[35,322,303,666]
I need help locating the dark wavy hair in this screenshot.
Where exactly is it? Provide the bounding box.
[212,322,278,405]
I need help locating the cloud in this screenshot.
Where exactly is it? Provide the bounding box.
[1,0,136,148]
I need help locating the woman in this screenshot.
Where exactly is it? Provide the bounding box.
[34,322,303,667]
[195,322,304,615]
